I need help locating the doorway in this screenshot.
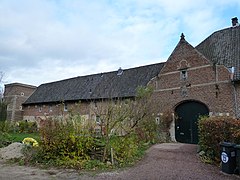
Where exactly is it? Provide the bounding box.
[175,101,209,144]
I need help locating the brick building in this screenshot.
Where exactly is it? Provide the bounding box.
[3,18,240,144]
[4,83,36,121]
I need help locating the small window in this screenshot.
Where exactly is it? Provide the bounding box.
[96,115,101,124]
[49,105,52,112]
[64,103,68,111]
[180,70,188,80]
[21,92,24,96]
[155,117,160,124]
[39,105,42,112]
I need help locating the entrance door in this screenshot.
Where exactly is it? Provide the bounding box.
[175,101,209,144]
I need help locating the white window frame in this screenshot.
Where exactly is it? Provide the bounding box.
[64,103,68,111]
[39,105,42,112]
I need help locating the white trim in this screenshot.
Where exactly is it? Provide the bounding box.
[154,80,230,92]
[160,65,212,76]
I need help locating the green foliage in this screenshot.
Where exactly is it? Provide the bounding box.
[198,116,240,162]
[22,86,159,169]
[0,120,13,147]
[136,86,153,99]
[110,135,139,166]
[17,120,38,133]
[8,133,40,143]
[0,102,7,122]
[37,117,97,168]
[0,120,12,132]
[136,118,158,143]
[0,132,11,148]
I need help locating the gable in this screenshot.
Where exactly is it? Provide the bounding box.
[160,34,211,75]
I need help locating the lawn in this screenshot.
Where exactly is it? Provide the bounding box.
[8,133,40,143]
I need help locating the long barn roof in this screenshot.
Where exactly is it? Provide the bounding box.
[24,24,240,105]
[23,63,164,104]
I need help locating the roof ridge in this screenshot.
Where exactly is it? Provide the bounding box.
[40,62,165,86]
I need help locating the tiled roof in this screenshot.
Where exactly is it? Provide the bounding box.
[196,26,240,78]
[23,63,164,104]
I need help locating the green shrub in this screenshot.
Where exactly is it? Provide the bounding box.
[0,120,12,133]
[110,134,139,166]
[0,102,7,122]
[17,120,38,133]
[198,116,240,162]
[0,132,11,148]
[37,117,97,168]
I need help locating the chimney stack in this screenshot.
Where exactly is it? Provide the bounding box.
[231,17,239,27]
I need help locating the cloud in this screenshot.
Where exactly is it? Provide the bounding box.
[0,0,240,86]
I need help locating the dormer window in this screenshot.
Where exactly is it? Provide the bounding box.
[180,70,188,80]
[117,67,123,76]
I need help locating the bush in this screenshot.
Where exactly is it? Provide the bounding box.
[198,116,240,162]
[17,120,38,133]
[37,117,97,168]
[110,135,139,166]
[0,102,7,122]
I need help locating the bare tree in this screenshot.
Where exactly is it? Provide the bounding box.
[90,86,158,161]
[0,72,4,100]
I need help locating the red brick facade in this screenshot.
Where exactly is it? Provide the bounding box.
[149,37,234,117]
[4,83,36,121]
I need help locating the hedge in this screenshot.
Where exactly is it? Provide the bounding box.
[198,116,240,162]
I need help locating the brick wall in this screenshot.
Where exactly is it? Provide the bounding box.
[23,101,90,121]
[150,37,235,116]
[3,83,36,121]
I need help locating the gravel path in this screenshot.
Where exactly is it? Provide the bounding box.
[0,143,239,180]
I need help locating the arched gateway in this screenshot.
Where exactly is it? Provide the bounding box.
[174,101,209,144]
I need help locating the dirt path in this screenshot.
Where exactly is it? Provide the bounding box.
[0,143,239,180]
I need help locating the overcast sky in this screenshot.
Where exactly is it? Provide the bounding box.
[0,0,240,87]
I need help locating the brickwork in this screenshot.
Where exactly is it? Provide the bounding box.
[23,101,90,121]
[151,37,235,116]
[3,83,36,121]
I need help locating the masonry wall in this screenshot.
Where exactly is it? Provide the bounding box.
[23,99,121,120]
[150,37,235,117]
[23,101,90,121]
[4,83,36,121]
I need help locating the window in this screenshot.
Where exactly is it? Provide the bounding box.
[39,105,42,112]
[20,92,24,96]
[19,106,22,110]
[117,67,123,76]
[180,70,188,80]
[96,115,101,124]
[155,117,160,124]
[64,103,68,111]
[49,105,52,112]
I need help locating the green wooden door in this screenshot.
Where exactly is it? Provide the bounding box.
[175,101,209,144]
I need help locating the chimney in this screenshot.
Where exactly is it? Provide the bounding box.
[231,17,239,27]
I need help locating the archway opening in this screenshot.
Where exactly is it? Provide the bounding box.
[175,100,209,144]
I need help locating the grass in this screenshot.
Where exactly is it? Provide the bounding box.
[8,133,40,143]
